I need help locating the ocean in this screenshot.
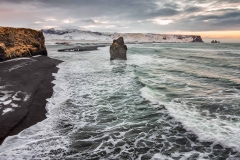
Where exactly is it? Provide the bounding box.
[0,43,240,159]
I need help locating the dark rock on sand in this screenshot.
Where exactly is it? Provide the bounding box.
[110,37,127,60]
[0,56,62,144]
[0,27,47,61]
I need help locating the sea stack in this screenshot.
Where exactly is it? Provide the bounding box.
[211,40,220,43]
[0,27,47,61]
[110,37,127,60]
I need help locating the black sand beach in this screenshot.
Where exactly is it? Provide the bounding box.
[0,56,62,144]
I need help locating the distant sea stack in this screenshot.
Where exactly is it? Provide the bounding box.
[0,27,47,61]
[110,37,127,60]
[211,40,220,43]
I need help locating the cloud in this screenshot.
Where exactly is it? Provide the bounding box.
[185,6,202,13]
[153,19,174,25]
[0,0,239,35]
[163,2,180,9]
[79,19,96,24]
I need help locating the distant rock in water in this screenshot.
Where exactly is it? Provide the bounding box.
[58,46,101,52]
[55,42,70,45]
[211,40,217,43]
[211,40,220,43]
[110,37,127,60]
[0,27,47,61]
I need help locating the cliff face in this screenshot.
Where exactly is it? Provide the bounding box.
[112,33,204,43]
[0,27,47,61]
[42,28,204,43]
[192,36,204,42]
[110,37,127,60]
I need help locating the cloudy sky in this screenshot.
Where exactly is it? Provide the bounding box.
[1,0,240,42]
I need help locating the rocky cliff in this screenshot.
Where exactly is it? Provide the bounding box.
[0,27,47,61]
[110,37,127,60]
[42,28,204,43]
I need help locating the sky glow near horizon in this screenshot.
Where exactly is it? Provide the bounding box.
[0,0,240,42]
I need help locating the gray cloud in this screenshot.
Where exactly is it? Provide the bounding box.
[79,19,96,24]
[185,6,203,13]
[163,3,180,9]
[0,0,240,34]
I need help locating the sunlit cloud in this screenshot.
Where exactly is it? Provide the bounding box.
[195,2,213,8]
[153,19,173,25]
[43,26,58,29]
[105,25,116,28]
[44,18,57,22]
[93,20,109,24]
[81,25,98,28]
[63,19,75,24]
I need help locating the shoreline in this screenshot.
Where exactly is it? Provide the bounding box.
[0,56,62,145]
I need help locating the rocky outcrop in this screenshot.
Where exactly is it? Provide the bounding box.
[211,40,220,43]
[55,42,70,45]
[110,37,127,60]
[192,36,204,42]
[0,27,47,61]
[58,45,104,52]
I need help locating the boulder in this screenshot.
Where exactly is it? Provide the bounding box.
[0,27,47,61]
[110,37,127,60]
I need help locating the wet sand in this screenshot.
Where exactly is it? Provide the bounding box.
[0,56,62,144]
